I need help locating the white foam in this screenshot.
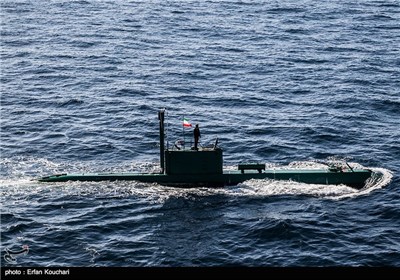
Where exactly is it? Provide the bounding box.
[329,167,393,200]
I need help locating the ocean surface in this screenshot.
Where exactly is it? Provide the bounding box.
[1,0,399,267]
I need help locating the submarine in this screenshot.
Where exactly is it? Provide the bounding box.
[39,109,373,189]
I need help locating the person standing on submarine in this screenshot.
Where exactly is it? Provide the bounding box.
[193,124,201,151]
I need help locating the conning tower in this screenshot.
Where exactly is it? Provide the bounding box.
[158,109,223,176]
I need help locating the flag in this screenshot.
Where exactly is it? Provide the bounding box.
[183,118,192,128]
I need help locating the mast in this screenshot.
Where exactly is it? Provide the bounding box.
[158,109,165,173]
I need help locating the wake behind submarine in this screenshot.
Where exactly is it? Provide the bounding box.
[39,109,373,189]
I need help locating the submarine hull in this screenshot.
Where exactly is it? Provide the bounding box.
[38,169,372,189]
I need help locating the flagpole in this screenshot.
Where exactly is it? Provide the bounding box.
[166,109,169,149]
[182,116,185,150]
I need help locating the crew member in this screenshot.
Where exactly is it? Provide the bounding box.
[194,124,201,150]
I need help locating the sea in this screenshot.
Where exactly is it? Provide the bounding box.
[1,0,399,267]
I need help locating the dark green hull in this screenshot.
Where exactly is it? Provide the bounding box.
[38,168,372,189]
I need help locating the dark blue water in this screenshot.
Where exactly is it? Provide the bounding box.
[1,0,399,266]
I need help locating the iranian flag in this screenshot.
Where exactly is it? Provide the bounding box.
[183,118,192,127]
